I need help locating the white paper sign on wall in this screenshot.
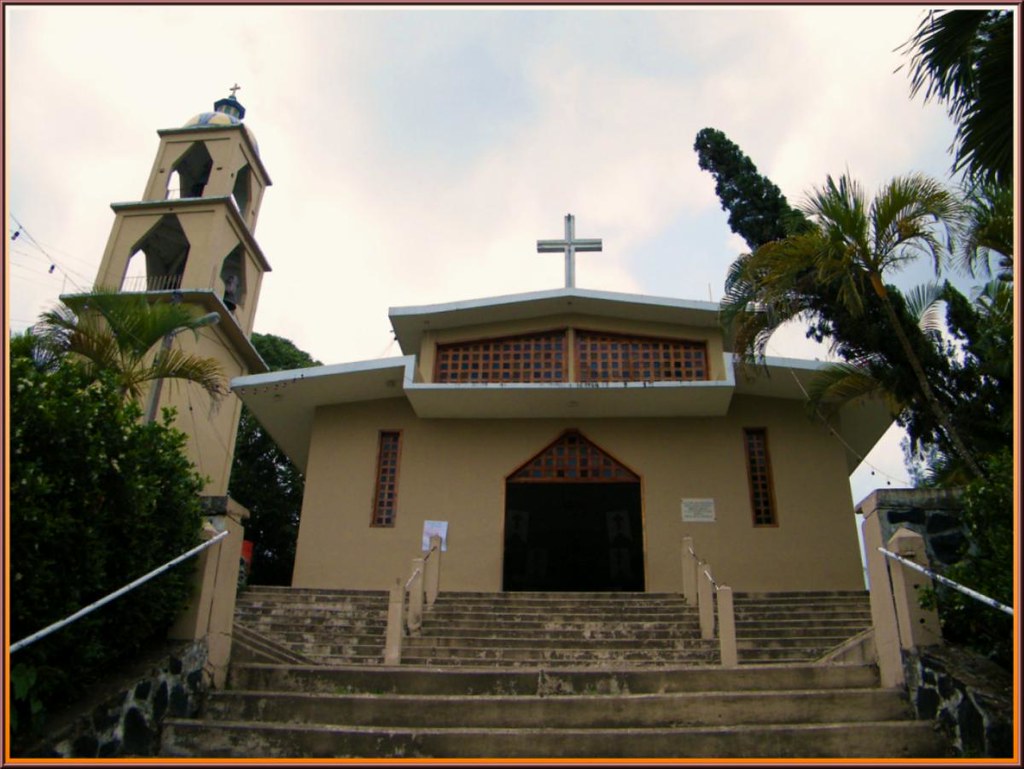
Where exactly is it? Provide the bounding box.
[681,498,716,523]
[423,520,448,551]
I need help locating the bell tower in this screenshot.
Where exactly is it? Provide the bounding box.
[88,88,271,495]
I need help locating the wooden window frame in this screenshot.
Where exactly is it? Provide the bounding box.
[434,330,568,384]
[743,428,778,527]
[370,430,402,527]
[574,329,708,383]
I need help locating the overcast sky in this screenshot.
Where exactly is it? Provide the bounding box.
[7,5,977,506]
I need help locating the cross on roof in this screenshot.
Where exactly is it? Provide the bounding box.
[229,83,241,97]
[537,213,602,289]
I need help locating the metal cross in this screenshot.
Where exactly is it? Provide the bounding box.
[229,83,241,97]
[537,213,602,289]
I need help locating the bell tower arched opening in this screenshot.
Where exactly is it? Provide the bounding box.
[503,430,644,592]
[122,214,190,293]
[167,142,213,200]
[231,165,252,219]
[219,247,247,312]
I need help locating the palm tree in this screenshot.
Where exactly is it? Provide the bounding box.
[37,291,226,408]
[901,9,1013,186]
[721,173,984,479]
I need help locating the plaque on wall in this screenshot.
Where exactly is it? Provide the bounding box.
[681,498,716,523]
[422,520,449,551]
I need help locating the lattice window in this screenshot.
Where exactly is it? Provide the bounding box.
[371,431,401,527]
[509,430,640,483]
[435,331,567,383]
[744,428,777,526]
[575,331,707,383]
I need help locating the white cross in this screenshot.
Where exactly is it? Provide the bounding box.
[537,213,602,289]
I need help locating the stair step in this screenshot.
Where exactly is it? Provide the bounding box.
[228,661,884,695]
[202,687,911,728]
[162,719,946,759]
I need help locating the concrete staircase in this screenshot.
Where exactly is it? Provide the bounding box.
[160,588,949,759]
[733,590,874,664]
[403,591,719,666]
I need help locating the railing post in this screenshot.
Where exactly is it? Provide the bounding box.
[384,577,405,665]
[861,499,905,688]
[886,528,942,650]
[408,557,425,633]
[697,563,715,640]
[425,535,441,607]
[681,536,697,605]
[717,585,737,667]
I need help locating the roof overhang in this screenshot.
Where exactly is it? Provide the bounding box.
[232,351,894,475]
[389,288,729,354]
[231,357,413,471]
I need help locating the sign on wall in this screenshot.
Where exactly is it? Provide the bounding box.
[422,520,449,551]
[681,498,716,523]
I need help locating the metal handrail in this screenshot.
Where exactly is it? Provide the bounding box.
[11,530,230,653]
[878,547,1013,617]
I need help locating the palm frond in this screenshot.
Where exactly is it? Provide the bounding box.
[903,282,947,335]
[806,362,900,417]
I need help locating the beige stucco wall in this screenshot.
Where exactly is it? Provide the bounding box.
[151,326,248,496]
[292,393,863,594]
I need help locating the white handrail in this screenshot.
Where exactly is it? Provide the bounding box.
[702,567,719,591]
[11,530,230,653]
[405,567,423,591]
[878,547,1013,617]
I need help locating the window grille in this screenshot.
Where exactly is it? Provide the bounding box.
[435,331,567,383]
[744,428,777,526]
[371,431,402,526]
[575,331,707,382]
[508,429,640,483]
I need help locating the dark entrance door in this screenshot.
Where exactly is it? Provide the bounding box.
[503,482,644,591]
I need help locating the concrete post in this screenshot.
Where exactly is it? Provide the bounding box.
[408,558,425,633]
[887,528,943,650]
[424,535,441,607]
[384,578,405,665]
[861,499,904,688]
[681,536,697,605]
[168,496,248,689]
[717,585,737,668]
[697,562,715,640]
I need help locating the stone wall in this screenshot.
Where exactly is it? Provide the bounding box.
[26,640,208,758]
[861,488,966,568]
[904,646,1013,758]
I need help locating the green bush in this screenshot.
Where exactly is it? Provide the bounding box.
[9,344,204,741]
[932,448,1013,668]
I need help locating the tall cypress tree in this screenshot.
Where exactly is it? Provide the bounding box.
[693,127,811,251]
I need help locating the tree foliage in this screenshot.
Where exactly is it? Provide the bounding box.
[9,333,204,739]
[229,333,320,585]
[37,291,226,404]
[901,9,1014,186]
[693,127,811,251]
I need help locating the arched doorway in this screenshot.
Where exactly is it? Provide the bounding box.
[503,430,644,592]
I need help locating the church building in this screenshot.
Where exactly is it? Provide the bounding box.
[233,216,893,595]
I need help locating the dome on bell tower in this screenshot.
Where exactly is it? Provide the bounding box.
[183,87,258,153]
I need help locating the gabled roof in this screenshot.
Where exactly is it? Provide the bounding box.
[389,287,727,355]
